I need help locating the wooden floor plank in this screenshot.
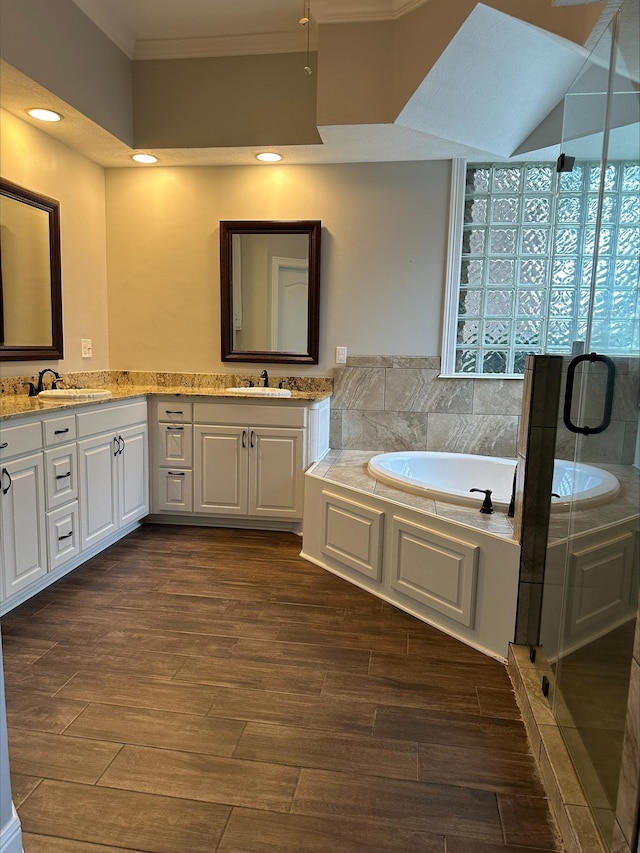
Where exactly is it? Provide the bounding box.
[292,768,504,841]
[7,729,122,784]
[234,722,418,779]
[97,744,300,811]
[217,807,445,853]
[19,779,231,853]
[65,702,245,756]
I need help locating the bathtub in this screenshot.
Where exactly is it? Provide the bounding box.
[367,451,620,511]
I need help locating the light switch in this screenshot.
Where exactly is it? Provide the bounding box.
[336,346,347,364]
[81,339,92,358]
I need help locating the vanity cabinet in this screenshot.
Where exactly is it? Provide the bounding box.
[193,424,304,518]
[0,398,149,613]
[151,396,330,528]
[77,402,148,550]
[0,449,47,599]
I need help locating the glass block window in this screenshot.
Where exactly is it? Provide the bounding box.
[452,160,640,376]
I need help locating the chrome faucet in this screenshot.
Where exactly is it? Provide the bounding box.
[259,369,269,387]
[28,368,62,396]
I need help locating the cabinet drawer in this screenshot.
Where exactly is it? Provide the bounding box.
[76,400,147,437]
[43,414,77,446]
[44,443,78,510]
[156,468,193,512]
[153,400,193,423]
[0,421,42,460]
[47,501,80,571]
[193,402,306,428]
[155,423,193,467]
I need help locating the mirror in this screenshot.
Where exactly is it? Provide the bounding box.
[220,220,321,364]
[0,178,63,361]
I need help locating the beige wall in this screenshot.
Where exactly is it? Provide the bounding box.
[105,160,450,374]
[0,109,110,377]
[1,109,451,378]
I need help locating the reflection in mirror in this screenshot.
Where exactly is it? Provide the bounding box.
[220,220,321,364]
[0,178,63,361]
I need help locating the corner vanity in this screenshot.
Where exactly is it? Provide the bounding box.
[0,385,330,616]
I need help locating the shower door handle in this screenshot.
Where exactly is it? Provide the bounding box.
[563,352,615,435]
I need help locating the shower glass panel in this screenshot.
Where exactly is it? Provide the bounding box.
[540,2,640,849]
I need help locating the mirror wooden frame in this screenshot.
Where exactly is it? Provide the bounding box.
[0,178,63,361]
[220,220,321,364]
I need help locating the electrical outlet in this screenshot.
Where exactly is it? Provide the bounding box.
[81,338,92,358]
[336,346,347,364]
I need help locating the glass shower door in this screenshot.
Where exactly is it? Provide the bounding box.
[541,2,640,849]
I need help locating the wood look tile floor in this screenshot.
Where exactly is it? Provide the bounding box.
[1,525,561,853]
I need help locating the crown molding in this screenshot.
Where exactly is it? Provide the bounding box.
[312,0,428,24]
[134,32,319,60]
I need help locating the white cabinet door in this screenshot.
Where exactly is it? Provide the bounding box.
[194,425,248,515]
[249,427,304,518]
[1,452,47,598]
[118,423,149,526]
[78,432,118,550]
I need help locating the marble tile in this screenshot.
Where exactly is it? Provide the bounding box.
[555,420,626,465]
[332,368,386,410]
[392,357,441,369]
[611,820,632,853]
[472,379,524,416]
[564,805,607,853]
[384,369,473,414]
[345,356,393,367]
[342,411,427,451]
[330,411,343,449]
[622,419,640,465]
[538,725,587,807]
[426,414,519,457]
[432,502,515,537]
[372,482,437,514]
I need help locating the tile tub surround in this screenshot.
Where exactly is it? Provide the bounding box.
[330,356,523,454]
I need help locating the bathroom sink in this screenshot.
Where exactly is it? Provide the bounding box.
[225,387,292,398]
[38,388,112,401]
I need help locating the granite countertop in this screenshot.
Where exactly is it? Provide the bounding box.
[0,385,332,421]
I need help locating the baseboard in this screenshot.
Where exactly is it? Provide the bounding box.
[0,807,23,853]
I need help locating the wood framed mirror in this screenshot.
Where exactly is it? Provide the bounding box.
[220,220,321,364]
[0,178,63,361]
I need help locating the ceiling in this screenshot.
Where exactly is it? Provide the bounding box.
[1,0,636,168]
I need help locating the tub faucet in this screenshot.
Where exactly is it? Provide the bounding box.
[259,369,269,387]
[508,467,517,518]
[470,488,494,514]
[28,368,62,396]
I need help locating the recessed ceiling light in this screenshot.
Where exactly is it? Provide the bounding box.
[256,152,282,162]
[132,153,158,164]
[27,108,62,122]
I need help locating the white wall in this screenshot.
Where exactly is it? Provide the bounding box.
[105,160,451,374]
[0,109,110,378]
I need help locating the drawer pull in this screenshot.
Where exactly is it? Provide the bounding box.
[56,472,72,480]
[0,442,8,450]
[54,428,70,435]
[1,468,11,495]
[168,471,186,476]
[165,410,184,415]
[58,531,73,541]
[166,426,184,431]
